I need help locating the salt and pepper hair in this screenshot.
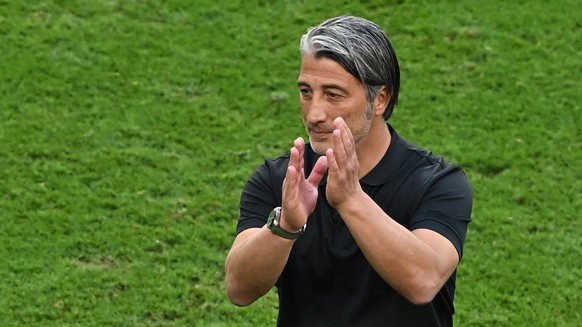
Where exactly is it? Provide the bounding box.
[300,16,400,120]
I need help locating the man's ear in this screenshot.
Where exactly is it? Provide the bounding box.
[374,86,391,117]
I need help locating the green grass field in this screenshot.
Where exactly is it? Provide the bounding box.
[1,0,580,326]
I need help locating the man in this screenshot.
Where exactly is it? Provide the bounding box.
[225,15,472,326]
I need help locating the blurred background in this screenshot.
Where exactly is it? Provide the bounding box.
[0,1,580,326]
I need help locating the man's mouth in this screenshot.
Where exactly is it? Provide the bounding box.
[308,128,332,140]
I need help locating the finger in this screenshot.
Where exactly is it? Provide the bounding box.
[333,117,352,154]
[332,128,347,171]
[283,146,301,202]
[294,137,304,151]
[307,155,328,186]
[338,118,355,157]
[294,137,305,178]
[325,148,338,176]
[288,137,305,173]
[288,143,299,172]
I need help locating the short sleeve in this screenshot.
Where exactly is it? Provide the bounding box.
[236,157,288,235]
[409,168,473,259]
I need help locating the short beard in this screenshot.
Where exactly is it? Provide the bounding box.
[364,101,373,120]
[308,101,374,155]
[352,101,373,146]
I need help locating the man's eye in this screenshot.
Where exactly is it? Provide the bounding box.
[327,92,342,99]
[300,89,312,96]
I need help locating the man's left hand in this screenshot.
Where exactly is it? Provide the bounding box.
[325,117,363,209]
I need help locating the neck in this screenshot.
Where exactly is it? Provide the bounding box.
[356,119,391,178]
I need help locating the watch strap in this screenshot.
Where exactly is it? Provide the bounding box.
[267,207,306,239]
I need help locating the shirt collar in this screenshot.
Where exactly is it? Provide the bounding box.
[360,124,406,186]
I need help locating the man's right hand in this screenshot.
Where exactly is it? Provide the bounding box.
[280,137,328,231]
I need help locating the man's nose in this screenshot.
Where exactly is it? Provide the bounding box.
[306,96,327,124]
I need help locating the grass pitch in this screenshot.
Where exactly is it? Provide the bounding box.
[1,0,580,326]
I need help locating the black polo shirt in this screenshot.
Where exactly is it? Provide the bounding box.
[237,124,473,327]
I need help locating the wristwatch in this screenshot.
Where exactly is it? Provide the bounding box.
[267,207,306,239]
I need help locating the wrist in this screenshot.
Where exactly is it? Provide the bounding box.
[335,191,368,214]
[267,207,306,240]
[278,209,304,234]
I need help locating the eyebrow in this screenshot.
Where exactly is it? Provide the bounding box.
[296,81,350,94]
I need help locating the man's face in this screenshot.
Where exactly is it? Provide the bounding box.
[297,55,373,155]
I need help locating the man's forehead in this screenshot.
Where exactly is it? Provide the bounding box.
[297,55,359,88]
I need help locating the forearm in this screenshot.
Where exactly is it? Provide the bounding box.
[225,226,295,306]
[337,192,456,305]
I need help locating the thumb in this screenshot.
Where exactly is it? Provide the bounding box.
[307,156,328,186]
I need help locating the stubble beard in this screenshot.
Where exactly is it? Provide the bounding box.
[307,102,373,156]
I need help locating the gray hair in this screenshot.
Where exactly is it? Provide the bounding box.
[300,16,400,120]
